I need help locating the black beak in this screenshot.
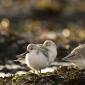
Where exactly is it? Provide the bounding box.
[16,51,29,58]
[62,53,75,61]
[23,51,29,55]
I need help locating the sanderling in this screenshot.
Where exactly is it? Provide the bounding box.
[43,40,57,64]
[62,44,85,69]
[25,44,49,72]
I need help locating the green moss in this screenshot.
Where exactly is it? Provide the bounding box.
[0,67,85,85]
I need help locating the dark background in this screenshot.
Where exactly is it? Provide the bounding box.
[0,0,85,77]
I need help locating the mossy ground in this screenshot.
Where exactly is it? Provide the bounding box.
[0,66,85,85]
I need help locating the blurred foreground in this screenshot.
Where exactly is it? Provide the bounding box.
[1,66,85,85]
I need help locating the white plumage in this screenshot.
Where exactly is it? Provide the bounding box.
[43,40,57,64]
[25,44,49,71]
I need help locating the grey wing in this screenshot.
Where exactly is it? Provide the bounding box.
[41,47,48,58]
[37,46,48,58]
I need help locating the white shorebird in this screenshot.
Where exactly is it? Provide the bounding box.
[43,40,57,64]
[25,44,49,72]
[62,44,85,69]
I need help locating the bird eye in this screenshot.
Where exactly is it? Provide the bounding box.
[30,47,33,50]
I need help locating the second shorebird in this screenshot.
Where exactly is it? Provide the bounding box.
[62,44,85,69]
[43,40,57,64]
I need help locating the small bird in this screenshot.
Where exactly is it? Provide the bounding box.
[62,44,85,69]
[25,44,49,72]
[43,40,57,64]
